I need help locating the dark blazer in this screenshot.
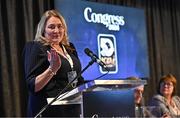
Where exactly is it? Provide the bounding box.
[23,41,84,117]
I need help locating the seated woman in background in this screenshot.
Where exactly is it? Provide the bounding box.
[149,74,180,117]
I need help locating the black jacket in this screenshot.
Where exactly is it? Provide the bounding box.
[23,41,84,117]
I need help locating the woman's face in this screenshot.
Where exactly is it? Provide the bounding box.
[160,81,174,97]
[44,16,65,44]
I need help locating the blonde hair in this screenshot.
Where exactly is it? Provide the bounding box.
[34,10,69,46]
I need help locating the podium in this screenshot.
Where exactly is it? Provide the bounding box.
[47,80,147,117]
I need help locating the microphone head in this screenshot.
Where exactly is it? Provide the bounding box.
[84,48,92,56]
[84,48,109,71]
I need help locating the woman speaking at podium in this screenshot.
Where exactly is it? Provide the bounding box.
[23,10,84,117]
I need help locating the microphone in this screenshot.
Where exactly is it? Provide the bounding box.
[84,48,107,69]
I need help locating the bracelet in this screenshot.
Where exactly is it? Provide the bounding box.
[48,67,56,76]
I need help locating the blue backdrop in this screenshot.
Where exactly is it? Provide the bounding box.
[55,0,149,80]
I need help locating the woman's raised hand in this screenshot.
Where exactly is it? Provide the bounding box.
[47,48,61,73]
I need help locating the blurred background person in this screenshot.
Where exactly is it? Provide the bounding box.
[149,74,180,118]
[127,76,145,117]
[127,76,154,117]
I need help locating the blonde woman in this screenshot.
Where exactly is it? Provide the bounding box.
[23,10,84,117]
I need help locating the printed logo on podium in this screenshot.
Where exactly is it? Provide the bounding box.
[97,34,118,74]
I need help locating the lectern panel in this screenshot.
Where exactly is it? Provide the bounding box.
[82,89,135,117]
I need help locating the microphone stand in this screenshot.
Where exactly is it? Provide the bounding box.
[34,59,95,118]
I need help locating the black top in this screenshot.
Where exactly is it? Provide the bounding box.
[23,41,84,117]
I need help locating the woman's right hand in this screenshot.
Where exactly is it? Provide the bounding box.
[34,48,61,92]
[47,48,61,73]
